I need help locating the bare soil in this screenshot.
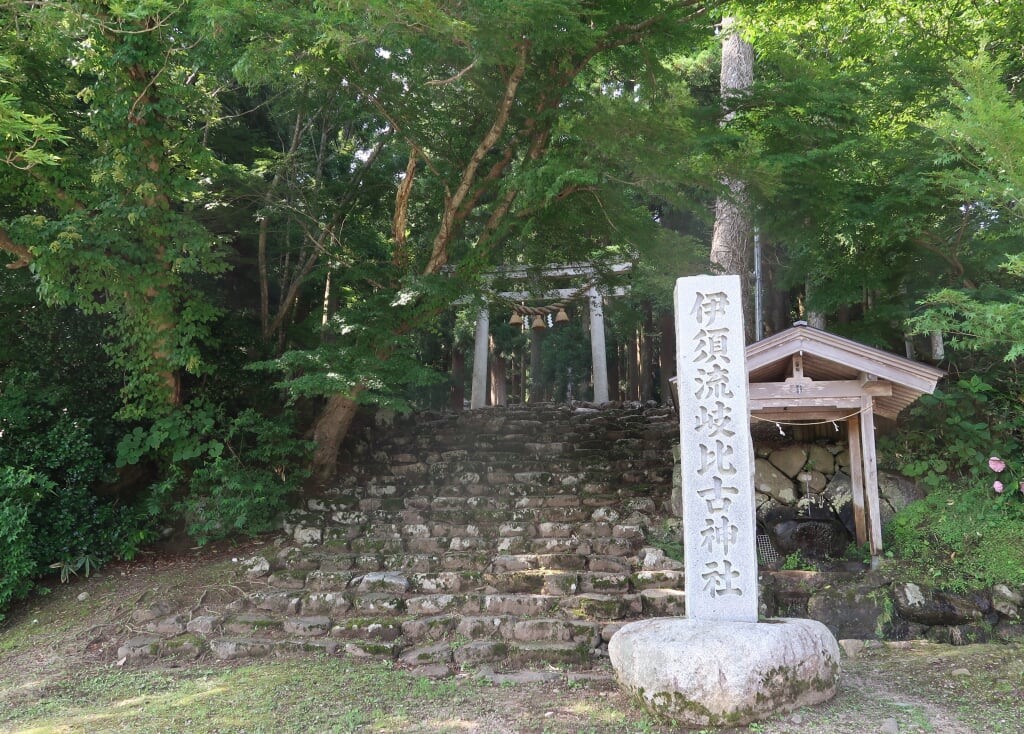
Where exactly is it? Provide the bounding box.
[1,538,1022,733]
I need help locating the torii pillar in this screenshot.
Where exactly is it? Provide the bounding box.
[589,287,609,403]
[470,307,489,409]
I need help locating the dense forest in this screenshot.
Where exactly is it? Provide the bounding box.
[2,0,1023,616]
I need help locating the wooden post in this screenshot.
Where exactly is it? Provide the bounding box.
[847,413,867,548]
[860,395,883,561]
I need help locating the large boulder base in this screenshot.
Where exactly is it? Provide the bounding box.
[609,617,840,728]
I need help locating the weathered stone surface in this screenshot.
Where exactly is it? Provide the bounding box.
[210,638,275,660]
[303,592,351,615]
[631,570,684,590]
[241,555,271,578]
[609,618,840,727]
[639,588,686,616]
[806,445,836,476]
[893,582,984,626]
[452,640,508,665]
[354,571,409,593]
[283,615,331,636]
[992,584,1022,620]
[251,591,303,615]
[331,619,402,641]
[772,519,851,560]
[399,641,453,666]
[755,458,798,505]
[131,601,171,624]
[806,583,891,639]
[511,618,598,644]
[561,593,630,620]
[769,446,809,478]
[877,472,926,526]
[186,615,222,635]
[456,615,510,640]
[926,624,995,645]
[634,544,684,573]
[580,572,630,593]
[401,614,456,642]
[118,635,162,661]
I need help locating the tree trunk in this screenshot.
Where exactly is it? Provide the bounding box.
[451,349,465,411]
[529,327,543,404]
[658,308,675,405]
[489,335,507,406]
[311,391,361,482]
[626,329,640,402]
[640,302,655,402]
[710,17,755,339]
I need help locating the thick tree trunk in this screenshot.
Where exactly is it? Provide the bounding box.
[710,17,755,339]
[311,392,361,482]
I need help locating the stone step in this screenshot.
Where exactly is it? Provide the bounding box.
[120,403,682,674]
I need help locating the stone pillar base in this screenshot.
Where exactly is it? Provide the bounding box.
[609,617,840,728]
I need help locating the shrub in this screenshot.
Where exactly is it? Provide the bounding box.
[886,479,1024,591]
[879,376,1022,492]
[0,386,154,619]
[0,469,49,620]
[121,404,312,545]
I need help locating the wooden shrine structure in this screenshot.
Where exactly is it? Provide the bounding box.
[745,322,945,561]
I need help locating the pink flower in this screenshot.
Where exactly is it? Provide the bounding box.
[989,456,1006,473]
[1020,481,1024,494]
[994,481,1004,493]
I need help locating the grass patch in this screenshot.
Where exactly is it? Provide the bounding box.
[0,657,669,734]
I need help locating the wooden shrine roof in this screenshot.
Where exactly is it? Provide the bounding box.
[745,323,945,420]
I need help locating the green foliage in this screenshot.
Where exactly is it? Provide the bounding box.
[645,520,683,563]
[879,376,1023,491]
[0,464,151,620]
[122,404,312,544]
[909,275,1024,362]
[780,550,815,572]
[0,470,48,620]
[887,480,1024,591]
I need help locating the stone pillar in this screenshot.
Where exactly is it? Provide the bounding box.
[589,286,609,404]
[470,308,489,409]
[674,274,758,622]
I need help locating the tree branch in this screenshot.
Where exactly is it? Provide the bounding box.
[392,150,417,268]
[260,110,305,338]
[0,227,32,269]
[425,59,477,86]
[423,42,529,275]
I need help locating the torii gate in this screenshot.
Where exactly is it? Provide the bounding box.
[469,262,631,408]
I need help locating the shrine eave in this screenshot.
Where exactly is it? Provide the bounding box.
[745,324,945,418]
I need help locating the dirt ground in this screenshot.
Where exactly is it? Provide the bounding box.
[1,539,1022,734]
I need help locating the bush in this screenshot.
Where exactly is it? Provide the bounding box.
[121,404,312,545]
[0,469,49,620]
[0,384,155,620]
[886,480,1024,591]
[879,376,1022,492]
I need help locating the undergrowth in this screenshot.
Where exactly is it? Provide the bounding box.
[886,479,1024,591]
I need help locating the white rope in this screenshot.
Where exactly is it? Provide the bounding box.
[750,407,869,436]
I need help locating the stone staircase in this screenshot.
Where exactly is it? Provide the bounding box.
[118,403,688,674]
